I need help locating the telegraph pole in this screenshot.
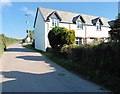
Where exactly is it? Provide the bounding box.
[25,14,31,43]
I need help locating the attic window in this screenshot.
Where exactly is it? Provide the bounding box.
[77,21,83,29]
[52,18,59,27]
[96,22,101,31]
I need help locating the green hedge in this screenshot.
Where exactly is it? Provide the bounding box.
[0,40,5,54]
[71,42,120,93]
[0,34,19,54]
[49,42,120,94]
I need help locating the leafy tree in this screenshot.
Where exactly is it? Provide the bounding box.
[29,30,34,41]
[109,17,120,42]
[23,30,34,43]
[48,27,75,49]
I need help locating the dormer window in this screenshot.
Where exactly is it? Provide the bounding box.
[96,22,101,31]
[72,15,85,30]
[92,17,103,31]
[77,21,83,29]
[46,11,61,27]
[52,18,59,27]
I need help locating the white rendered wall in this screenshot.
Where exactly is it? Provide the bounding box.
[45,22,50,48]
[70,24,85,38]
[34,11,46,51]
[85,25,110,38]
[44,19,110,51]
[46,21,110,40]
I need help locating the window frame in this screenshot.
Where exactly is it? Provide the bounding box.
[96,21,101,31]
[76,21,83,29]
[76,38,83,45]
[52,18,59,27]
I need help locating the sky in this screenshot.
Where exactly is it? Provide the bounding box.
[0,1,119,39]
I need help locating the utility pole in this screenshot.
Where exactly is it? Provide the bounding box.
[25,14,31,43]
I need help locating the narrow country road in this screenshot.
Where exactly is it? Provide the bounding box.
[0,43,109,93]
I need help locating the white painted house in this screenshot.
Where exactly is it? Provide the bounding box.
[34,7,111,51]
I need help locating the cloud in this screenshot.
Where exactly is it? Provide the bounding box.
[21,6,35,17]
[0,0,12,7]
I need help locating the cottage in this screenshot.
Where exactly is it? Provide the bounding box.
[34,7,111,51]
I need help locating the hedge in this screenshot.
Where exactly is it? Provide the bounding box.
[48,42,120,94]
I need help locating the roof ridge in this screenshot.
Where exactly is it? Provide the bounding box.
[39,7,110,20]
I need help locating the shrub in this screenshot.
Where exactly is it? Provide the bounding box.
[48,27,75,50]
[32,39,35,47]
[109,17,120,42]
[0,40,4,54]
[47,40,120,93]
[0,34,19,54]
[46,47,53,53]
[70,42,120,93]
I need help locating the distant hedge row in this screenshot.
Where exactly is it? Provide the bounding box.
[0,34,19,54]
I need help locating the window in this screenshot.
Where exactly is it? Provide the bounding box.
[96,22,101,31]
[77,21,83,29]
[76,38,83,45]
[52,18,59,27]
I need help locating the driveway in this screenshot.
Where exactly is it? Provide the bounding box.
[0,43,109,93]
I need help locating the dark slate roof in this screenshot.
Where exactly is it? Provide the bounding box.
[72,15,85,23]
[91,17,103,25]
[34,7,111,27]
[108,20,115,26]
[46,11,62,21]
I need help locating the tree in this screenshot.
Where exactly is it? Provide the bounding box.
[109,17,120,42]
[23,30,34,43]
[29,30,34,42]
[48,27,75,49]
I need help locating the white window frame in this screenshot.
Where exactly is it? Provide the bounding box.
[76,21,83,29]
[52,18,59,27]
[76,38,83,45]
[96,22,101,31]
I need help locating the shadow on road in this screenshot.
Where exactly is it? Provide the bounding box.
[6,48,34,53]
[16,56,47,61]
[1,71,64,92]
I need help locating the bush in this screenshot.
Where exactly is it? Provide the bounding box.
[109,17,120,42]
[0,34,19,54]
[70,42,120,93]
[32,39,35,47]
[48,27,75,50]
[52,41,120,93]
[0,40,5,54]
[46,47,53,53]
